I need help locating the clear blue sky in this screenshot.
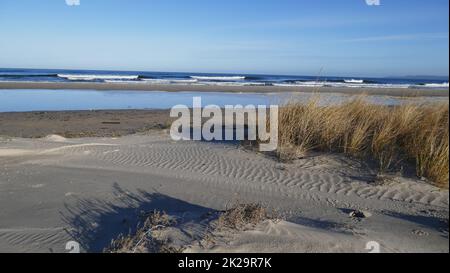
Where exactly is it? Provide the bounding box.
[0,0,448,77]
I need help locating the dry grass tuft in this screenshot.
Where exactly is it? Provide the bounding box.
[105,210,183,253]
[278,96,449,188]
[106,203,275,253]
[217,203,269,230]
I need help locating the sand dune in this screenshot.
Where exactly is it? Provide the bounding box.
[0,131,448,252]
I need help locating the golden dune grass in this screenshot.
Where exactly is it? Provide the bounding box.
[278,96,449,188]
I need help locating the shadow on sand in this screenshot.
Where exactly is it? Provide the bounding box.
[383,210,449,238]
[60,183,215,253]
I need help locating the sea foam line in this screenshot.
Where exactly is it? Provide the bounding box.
[57,74,140,80]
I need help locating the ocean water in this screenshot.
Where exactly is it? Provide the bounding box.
[0,68,448,89]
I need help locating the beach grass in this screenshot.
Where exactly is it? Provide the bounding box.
[105,204,272,253]
[278,96,449,188]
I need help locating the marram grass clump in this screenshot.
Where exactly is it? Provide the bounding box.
[278,96,449,188]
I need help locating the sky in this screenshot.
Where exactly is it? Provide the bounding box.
[0,0,448,77]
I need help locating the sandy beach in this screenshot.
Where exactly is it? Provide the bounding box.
[1,0,448,260]
[1,92,449,253]
[1,97,449,253]
[0,128,448,253]
[1,81,448,97]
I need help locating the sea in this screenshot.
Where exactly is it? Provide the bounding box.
[0,68,448,89]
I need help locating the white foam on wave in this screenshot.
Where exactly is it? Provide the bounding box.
[104,79,262,86]
[57,74,139,81]
[140,78,199,84]
[273,82,412,89]
[344,79,364,84]
[105,78,200,85]
[196,81,266,86]
[190,76,246,81]
[422,82,449,88]
[104,80,145,84]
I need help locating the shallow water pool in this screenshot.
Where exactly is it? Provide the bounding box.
[0,89,446,112]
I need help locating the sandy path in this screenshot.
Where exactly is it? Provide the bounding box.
[0,132,448,253]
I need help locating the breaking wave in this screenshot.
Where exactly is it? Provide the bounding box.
[190,76,246,81]
[57,74,140,81]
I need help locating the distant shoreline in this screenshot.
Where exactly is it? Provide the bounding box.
[0,81,448,97]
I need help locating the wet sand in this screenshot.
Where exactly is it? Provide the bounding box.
[1,81,448,97]
[0,110,172,138]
